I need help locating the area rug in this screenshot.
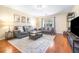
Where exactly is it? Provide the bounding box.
[8,35,55,53]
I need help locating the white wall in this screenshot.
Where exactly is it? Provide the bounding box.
[55,5,79,34]
[55,13,67,34]
[29,17,36,28]
[41,12,67,34]
[0,6,28,40]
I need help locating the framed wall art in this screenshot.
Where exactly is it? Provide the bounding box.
[14,14,20,23]
[21,16,26,23]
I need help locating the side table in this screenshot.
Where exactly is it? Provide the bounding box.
[5,31,14,40]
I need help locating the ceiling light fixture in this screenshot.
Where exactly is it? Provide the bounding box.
[34,5,47,9]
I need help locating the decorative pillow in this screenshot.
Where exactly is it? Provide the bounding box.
[45,27,48,30]
[23,26,25,32]
[18,27,24,32]
[48,27,52,31]
[24,26,28,32]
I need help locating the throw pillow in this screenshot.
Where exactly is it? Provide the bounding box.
[18,27,24,32]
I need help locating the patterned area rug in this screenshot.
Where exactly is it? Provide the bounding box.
[8,35,55,53]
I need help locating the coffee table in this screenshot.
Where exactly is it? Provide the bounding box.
[29,31,43,40]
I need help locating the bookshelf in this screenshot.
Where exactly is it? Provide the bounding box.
[67,12,75,31]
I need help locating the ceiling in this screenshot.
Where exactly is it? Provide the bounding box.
[5,5,73,16]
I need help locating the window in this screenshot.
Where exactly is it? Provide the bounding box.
[41,17,55,29]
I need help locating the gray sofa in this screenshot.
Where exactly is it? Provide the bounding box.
[13,30,29,39]
[13,26,33,39]
[41,27,55,35]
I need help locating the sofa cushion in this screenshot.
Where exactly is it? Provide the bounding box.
[18,27,24,32]
[13,30,21,37]
[41,27,55,35]
[23,26,29,32]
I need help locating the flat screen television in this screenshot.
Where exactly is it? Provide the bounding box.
[71,16,79,37]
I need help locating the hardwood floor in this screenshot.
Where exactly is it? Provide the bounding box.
[46,34,72,53]
[0,34,72,53]
[0,40,20,53]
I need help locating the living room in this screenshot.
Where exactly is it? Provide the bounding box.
[0,5,79,53]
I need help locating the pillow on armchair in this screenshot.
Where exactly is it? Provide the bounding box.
[48,27,52,31]
[23,26,29,32]
[18,27,24,32]
[45,27,48,30]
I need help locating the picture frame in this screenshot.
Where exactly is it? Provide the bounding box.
[27,17,29,23]
[14,14,20,23]
[67,12,75,19]
[14,14,27,23]
[21,16,26,23]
